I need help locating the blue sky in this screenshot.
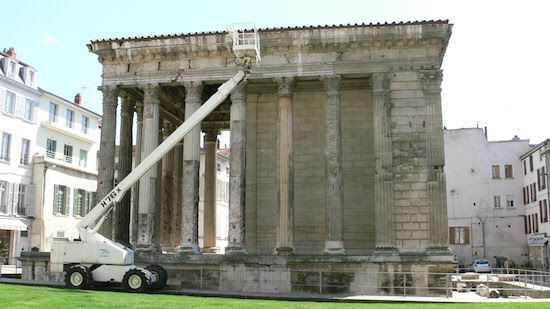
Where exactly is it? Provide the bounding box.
[4,0,549,143]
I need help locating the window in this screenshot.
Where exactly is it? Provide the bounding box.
[532,183,537,202]
[4,91,15,114]
[543,167,547,190]
[449,227,470,244]
[506,194,514,208]
[79,149,87,167]
[537,167,546,191]
[20,138,30,165]
[523,187,527,205]
[24,99,34,121]
[494,195,501,208]
[63,144,73,163]
[523,160,527,175]
[540,200,548,223]
[504,165,513,178]
[84,191,95,216]
[1,132,11,161]
[529,155,534,172]
[534,214,539,233]
[217,163,221,172]
[81,116,89,134]
[53,185,70,215]
[49,103,58,122]
[528,215,532,233]
[491,165,500,179]
[73,188,85,217]
[28,70,35,85]
[524,216,528,234]
[8,61,16,78]
[66,109,74,128]
[46,139,57,159]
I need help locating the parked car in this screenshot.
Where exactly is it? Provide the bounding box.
[472,259,492,273]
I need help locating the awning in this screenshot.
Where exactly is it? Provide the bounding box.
[0,218,28,231]
[528,238,548,247]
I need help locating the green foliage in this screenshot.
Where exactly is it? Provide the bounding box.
[0,283,548,308]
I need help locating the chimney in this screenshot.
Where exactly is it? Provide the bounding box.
[5,47,16,58]
[74,93,82,105]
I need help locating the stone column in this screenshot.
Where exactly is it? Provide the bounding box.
[136,83,161,252]
[372,73,397,253]
[160,120,175,250]
[420,70,449,252]
[274,76,296,255]
[131,105,143,246]
[202,129,219,253]
[172,140,183,248]
[226,83,248,254]
[97,85,118,239]
[179,81,203,254]
[321,75,345,255]
[115,95,134,246]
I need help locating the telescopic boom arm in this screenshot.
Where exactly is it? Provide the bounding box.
[76,71,246,240]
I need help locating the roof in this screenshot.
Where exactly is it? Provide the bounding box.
[520,139,550,160]
[39,87,102,118]
[90,20,450,43]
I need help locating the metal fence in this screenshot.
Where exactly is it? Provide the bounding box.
[9,259,550,299]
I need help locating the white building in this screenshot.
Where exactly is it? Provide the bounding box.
[444,128,532,266]
[520,139,550,268]
[0,48,39,264]
[0,48,101,265]
[31,89,101,252]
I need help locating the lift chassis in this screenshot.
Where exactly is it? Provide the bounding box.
[51,71,246,292]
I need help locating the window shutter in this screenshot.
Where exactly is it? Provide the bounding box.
[27,184,35,217]
[0,89,5,112]
[464,227,470,244]
[53,184,59,214]
[7,182,14,214]
[65,187,71,216]
[449,227,456,244]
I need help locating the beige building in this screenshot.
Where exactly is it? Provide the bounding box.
[521,139,550,268]
[88,21,453,295]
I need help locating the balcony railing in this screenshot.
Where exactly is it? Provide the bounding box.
[46,150,56,159]
[63,155,72,164]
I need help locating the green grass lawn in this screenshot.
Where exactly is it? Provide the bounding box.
[0,283,547,308]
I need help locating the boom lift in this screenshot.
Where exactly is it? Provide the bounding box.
[50,23,260,292]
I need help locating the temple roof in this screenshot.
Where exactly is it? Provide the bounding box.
[90,20,450,43]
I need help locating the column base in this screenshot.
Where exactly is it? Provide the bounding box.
[274,246,296,256]
[201,246,218,254]
[179,242,201,254]
[225,245,248,255]
[134,242,161,253]
[323,240,346,255]
[373,247,399,256]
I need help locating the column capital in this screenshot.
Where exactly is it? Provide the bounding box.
[162,119,174,136]
[204,129,219,142]
[419,69,443,91]
[183,80,203,101]
[273,76,296,97]
[98,85,119,106]
[140,83,161,104]
[135,105,143,122]
[230,82,247,101]
[321,74,342,97]
[121,95,135,115]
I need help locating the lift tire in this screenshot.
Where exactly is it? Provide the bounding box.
[65,265,91,289]
[146,264,168,290]
[122,269,151,293]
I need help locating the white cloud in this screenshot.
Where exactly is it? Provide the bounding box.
[42,33,56,44]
